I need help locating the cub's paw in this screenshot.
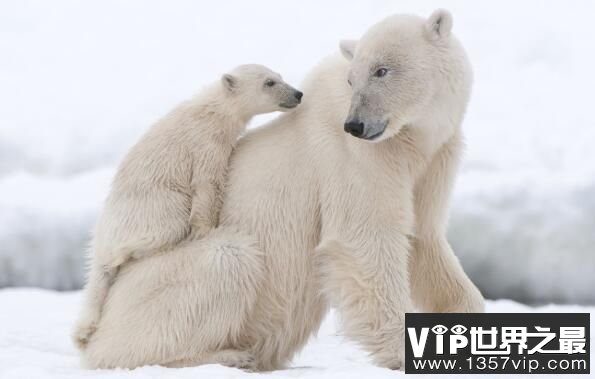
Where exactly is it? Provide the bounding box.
[72,312,99,350]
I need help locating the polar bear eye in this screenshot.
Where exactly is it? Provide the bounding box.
[374,68,388,78]
[265,79,276,87]
[347,79,352,87]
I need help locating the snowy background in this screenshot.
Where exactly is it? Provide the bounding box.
[1,0,594,302]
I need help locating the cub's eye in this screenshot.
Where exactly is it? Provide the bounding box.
[265,79,276,87]
[374,68,388,78]
[347,79,352,87]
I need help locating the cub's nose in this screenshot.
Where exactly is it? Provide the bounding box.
[344,120,364,137]
[294,91,303,102]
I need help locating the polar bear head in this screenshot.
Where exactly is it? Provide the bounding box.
[340,9,471,142]
[221,64,303,116]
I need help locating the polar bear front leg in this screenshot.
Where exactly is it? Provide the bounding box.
[410,236,484,313]
[315,236,413,370]
[410,132,484,313]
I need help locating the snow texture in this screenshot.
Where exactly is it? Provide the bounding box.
[0,289,593,379]
[0,0,594,302]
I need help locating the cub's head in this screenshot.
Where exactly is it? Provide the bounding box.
[340,9,470,142]
[221,64,303,116]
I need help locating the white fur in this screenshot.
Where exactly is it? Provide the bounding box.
[81,10,484,371]
[73,64,301,350]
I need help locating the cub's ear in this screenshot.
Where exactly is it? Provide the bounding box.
[425,9,453,41]
[221,73,237,92]
[339,39,358,61]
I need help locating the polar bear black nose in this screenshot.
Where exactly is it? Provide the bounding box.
[344,120,364,137]
[294,91,303,101]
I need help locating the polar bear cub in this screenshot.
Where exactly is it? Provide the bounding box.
[73,64,303,349]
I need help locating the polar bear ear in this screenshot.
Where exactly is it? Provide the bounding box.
[221,73,237,92]
[425,9,453,41]
[339,40,358,61]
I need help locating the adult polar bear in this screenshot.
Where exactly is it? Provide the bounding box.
[83,10,484,371]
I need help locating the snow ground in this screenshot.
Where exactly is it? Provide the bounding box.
[1,1,594,302]
[0,289,592,379]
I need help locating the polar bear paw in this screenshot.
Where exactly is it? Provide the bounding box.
[373,347,405,371]
[213,350,257,371]
[72,312,100,350]
[166,349,257,371]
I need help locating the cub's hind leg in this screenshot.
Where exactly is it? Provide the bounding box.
[72,261,118,350]
[82,229,265,370]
